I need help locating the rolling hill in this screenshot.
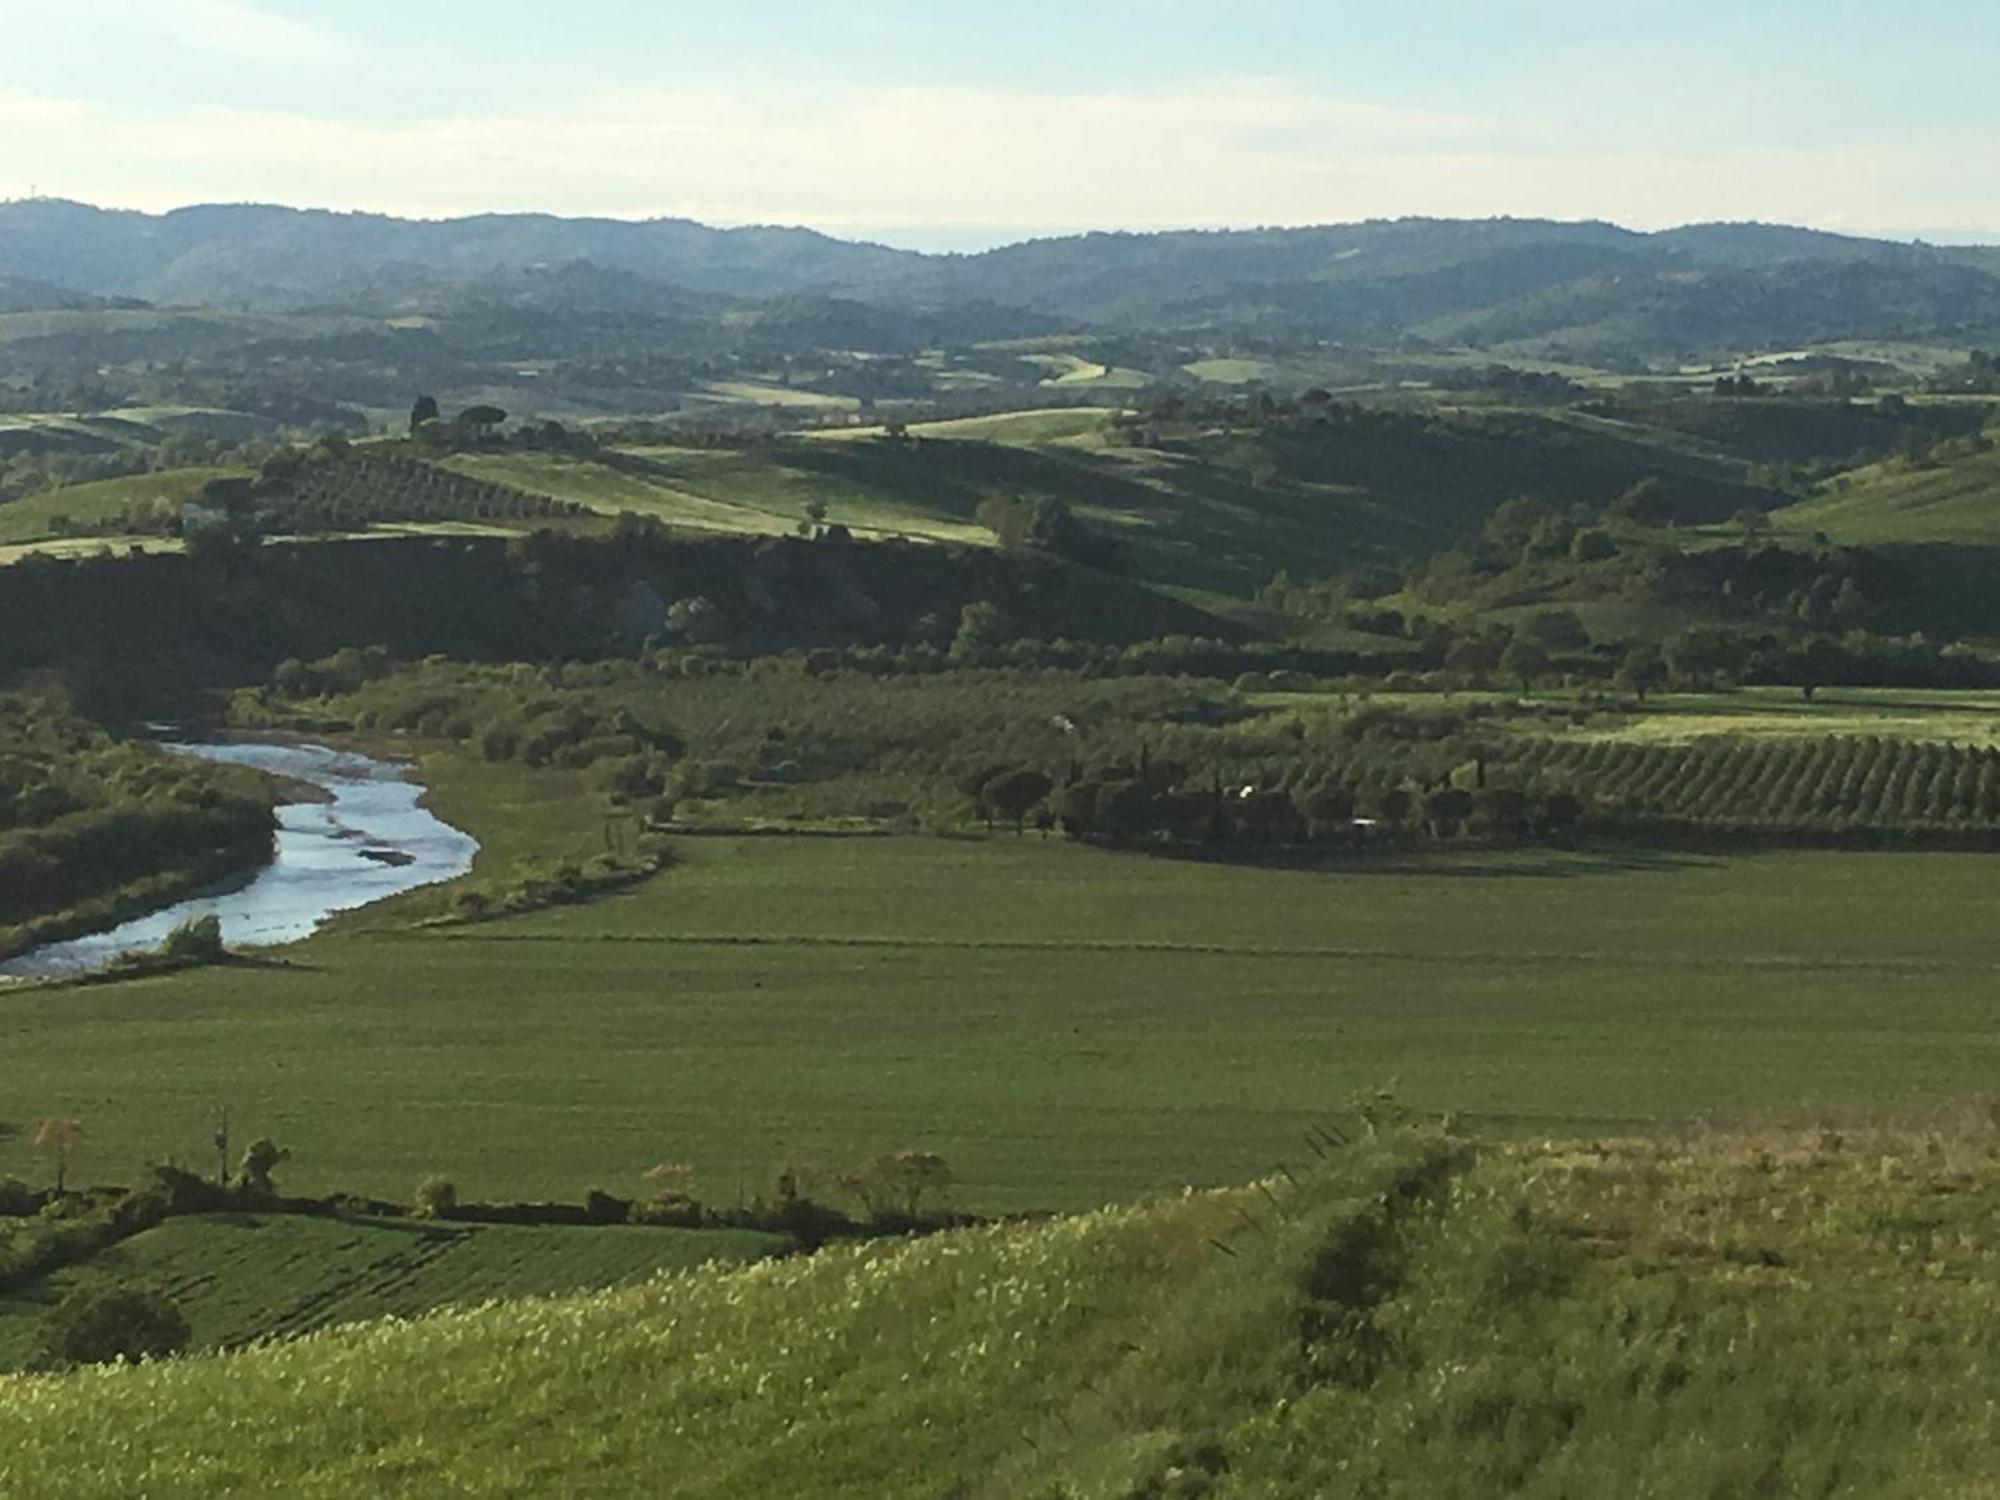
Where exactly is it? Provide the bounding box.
[1775,439,2000,545]
[4,202,1999,359]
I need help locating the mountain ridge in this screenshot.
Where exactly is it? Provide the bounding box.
[5,200,2000,356]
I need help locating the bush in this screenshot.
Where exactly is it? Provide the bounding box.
[841,1152,955,1225]
[413,1175,458,1220]
[0,1177,41,1216]
[36,1285,189,1368]
[159,913,225,963]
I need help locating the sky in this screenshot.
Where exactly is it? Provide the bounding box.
[2,0,1998,249]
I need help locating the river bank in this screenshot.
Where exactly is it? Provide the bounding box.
[0,741,478,980]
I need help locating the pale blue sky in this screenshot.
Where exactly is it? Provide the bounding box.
[3,1,1996,246]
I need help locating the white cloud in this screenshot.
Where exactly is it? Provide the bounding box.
[0,76,1994,245]
[146,0,343,64]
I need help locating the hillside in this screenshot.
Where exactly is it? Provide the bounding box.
[453,405,1777,597]
[0,1215,783,1374]
[4,1118,1997,1497]
[4,202,1999,359]
[1776,440,2000,545]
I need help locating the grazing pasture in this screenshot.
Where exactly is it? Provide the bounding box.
[4,800,2000,1213]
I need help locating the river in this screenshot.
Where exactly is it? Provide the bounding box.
[0,741,479,979]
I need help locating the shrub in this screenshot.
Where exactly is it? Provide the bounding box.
[0,1177,41,1216]
[160,913,225,963]
[413,1175,458,1220]
[36,1285,189,1368]
[237,1138,289,1202]
[102,1189,168,1237]
[148,1163,232,1216]
[841,1151,955,1225]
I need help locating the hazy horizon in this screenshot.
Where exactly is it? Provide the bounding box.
[9,195,2000,259]
[5,3,2000,249]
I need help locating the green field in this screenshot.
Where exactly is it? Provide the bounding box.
[695,380,860,410]
[1252,684,2000,748]
[0,1213,781,1372]
[0,466,245,544]
[809,407,1114,445]
[6,1118,1998,1497]
[0,406,277,457]
[439,448,994,546]
[1776,445,2000,544]
[6,749,2000,1213]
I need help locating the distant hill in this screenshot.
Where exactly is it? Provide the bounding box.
[3,201,1999,358]
[0,273,96,314]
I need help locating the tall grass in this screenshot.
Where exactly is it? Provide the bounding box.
[4,1116,1997,1495]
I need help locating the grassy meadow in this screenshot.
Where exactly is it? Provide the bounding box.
[5,740,2000,1213]
[0,467,246,544]
[1776,444,2000,545]
[5,1117,1999,1497]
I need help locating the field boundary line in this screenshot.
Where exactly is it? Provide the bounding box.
[383,928,1996,975]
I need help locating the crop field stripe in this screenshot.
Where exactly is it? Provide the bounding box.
[404,927,1998,976]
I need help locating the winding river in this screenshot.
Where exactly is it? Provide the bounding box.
[0,742,479,980]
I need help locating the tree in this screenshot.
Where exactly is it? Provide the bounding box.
[666,595,726,645]
[1830,578,1869,625]
[1615,644,1667,702]
[238,1138,289,1200]
[454,405,508,441]
[1049,782,1098,837]
[1297,778,1356,838]
[1422,786,1475,839]
[1570,527,1618,564]
[950,601,1013,658]
[1372,786,1413,828]
[32,1118,82,1194]
[1521,609,1590,653]
[1609,477,1680,527]
[413,1175,458,1220]
[160,913,224,963]
[1734,507,1771,543]
[841,1151,953,1223]
[1537,790,1585,836]
[1667,627,1741,688]
[37,1286,188,1369]
[981,769,1053,833]
[976,496,1116,568]
[1445,631,1507,678]
[1500,638,1551,694]
[409,395,440,433]
[1798,637,1852,702]
[1483,495,1553,554]
[1473,786,1530,839]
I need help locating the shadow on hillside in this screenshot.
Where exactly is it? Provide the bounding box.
[776,435,1159,520]
[1875,544,2000,638]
